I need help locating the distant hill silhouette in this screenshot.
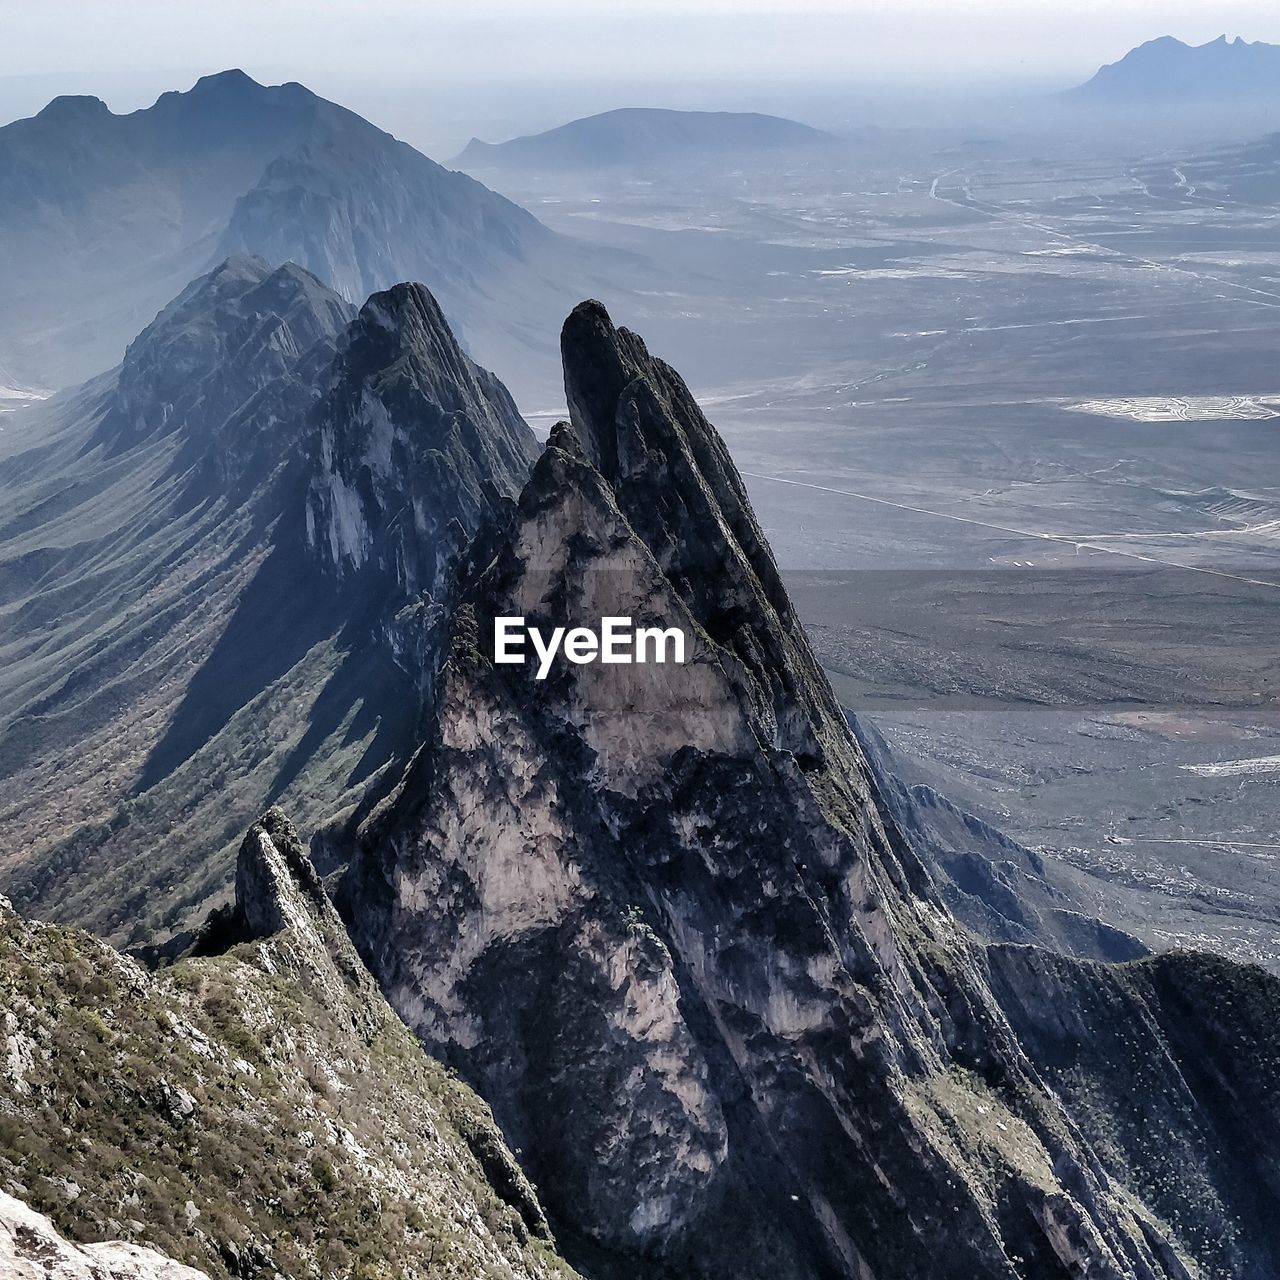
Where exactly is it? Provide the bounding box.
[1071,35,1280,102]
[455,107,832,172]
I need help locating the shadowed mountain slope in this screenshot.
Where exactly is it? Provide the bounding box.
[0,70,573,397]
[0,260,537,944]
[849,711,1149,963]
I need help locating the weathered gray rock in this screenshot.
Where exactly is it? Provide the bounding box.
[0,1192,209,1279]
[305,280,538,600]
[339,301,1247,1279]
[233,806,337,952]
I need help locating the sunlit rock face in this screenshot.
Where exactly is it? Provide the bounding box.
[0,1191,209,1280]
[338,301,1248,1280]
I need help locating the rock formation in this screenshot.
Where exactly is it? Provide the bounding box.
[0,1192,209,1280]
[337,300,1280,1278]
[0,263,537,945]
[849,710,1149,962]
[305,281,537,600]
[7,276,1280,1278]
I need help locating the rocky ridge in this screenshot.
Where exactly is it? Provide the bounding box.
[848,711,1149,962]
[0,261,537,944]
[306,280,537,599]
[7,277,1280,1278]
[1072,35,1280,102]
[333,300,1280,1279]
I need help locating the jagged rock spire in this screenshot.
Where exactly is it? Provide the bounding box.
[339,301,1207,1280]
[235,806,333,942]
[555,298,869,775]
[304,281,538,598]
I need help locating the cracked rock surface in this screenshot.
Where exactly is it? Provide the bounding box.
[338,301,1280,1279]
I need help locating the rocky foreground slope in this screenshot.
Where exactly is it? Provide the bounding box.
[0,808,577,1280]
[335,301,1280,1280]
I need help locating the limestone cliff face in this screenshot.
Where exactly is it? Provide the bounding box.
[339,302,1230,1280]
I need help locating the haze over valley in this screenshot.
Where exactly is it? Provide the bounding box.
[5,11,1280,1279]
[447,55,1280,969]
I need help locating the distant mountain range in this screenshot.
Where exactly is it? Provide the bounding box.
[1072,34,1280,102]
[0,70,574,393]
[454,106,832,172]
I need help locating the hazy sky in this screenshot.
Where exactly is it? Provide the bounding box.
[5,1,1280,150]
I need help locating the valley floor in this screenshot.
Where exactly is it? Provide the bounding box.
[486,132,1280,969]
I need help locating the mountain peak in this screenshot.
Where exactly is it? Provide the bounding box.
[0,68,553,392]
[235,806,331,942]
[558,298,807,697]
[34,94,111,123]
[1073,33,1280,100]
[352,281,478,399]
[304,281,538,594]
[190,67,262,94]
[146,69,281,120]
[108,254,353,444]
[340,301,1230,1280]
